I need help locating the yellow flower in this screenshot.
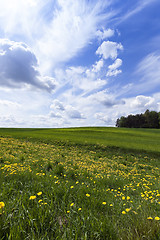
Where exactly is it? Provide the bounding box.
[37,192,42,196]
[29,195,36,200]
[67,210,70,213]
[102,202,106,205]
[70,203,74,207]
[0,202,5,209]
[127,196,130,200]
[126,208,131,212]
[70,186,74,189]
[38,199,43,203]
[122,211,126,214]
[110,204,113,207]
[122,196,125,200]
[147,217,153,220]
[155,217,160,221]
[86,194,90,197]
[78,208,82,211]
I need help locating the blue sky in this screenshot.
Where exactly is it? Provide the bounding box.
[0,0,160,127]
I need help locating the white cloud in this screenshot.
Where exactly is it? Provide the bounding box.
[0,100,21,108]
[92,59,104,73]
[107,58,122,77]
[130,95,155,109]
[35,0,114,72]
[0,39,56,91]
[50,100,65,111]
[96,41,123,60]
[96,28,114,40]
[119,0,158,23]
[66,107,85,119]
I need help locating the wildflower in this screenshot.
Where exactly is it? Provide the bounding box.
[147,217,153,220]
[102,202,106,205]
[70,203,74,207]
[127,196,130,200]
[0,202,5,209]
[70,186,74,189]
[110,204,113,207]
[126,208,131,212]
[86,194,90,197]
[67,210,70,213]
[122,196,125,200]
[37,192,42,196]
[122,211,126,214]
[38,199,43,203]
[29,196,36,200]
[78,208,82,211]
[155,217,160,221]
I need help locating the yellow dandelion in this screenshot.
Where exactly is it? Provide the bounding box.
[70,203,74,207]
[122,211,126,214]
[37,192,42,196]
[155,217,160,221]
[147,217,153,220]
[86,194,90,197]
[78,208,82,211]
[38,199,43,203]
[110,204,113,207]
[102,202,106,205]
[70,186,74,189]
[67,210,70,213]
[29,195,36,200]
[127,196,130,200]
[0,202,5,209]
[126,208,131,212]
[122,196,125,200]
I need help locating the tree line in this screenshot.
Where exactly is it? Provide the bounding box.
[116,110,160,128]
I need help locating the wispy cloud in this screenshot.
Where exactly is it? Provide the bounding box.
[119,0,158,23]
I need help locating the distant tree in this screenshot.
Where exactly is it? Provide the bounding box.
[116,110,160,128]
[144,110,159,128]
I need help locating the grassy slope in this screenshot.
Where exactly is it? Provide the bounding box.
[0,127,160,239]
[0,127,160,154]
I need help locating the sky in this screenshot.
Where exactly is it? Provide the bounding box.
[0,0,160,128]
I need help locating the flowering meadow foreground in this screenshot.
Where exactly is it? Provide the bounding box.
[0,132,160,239]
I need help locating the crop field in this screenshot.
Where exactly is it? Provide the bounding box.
[0,128,160,239]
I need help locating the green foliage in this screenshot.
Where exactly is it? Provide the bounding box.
[116,109,160,129]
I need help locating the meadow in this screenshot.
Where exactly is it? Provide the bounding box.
[0,127,160,239]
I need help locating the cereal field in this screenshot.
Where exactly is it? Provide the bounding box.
[0,128,160,239]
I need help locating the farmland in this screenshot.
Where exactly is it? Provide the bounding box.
[0,128,160,239]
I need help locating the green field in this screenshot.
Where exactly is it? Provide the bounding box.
[0,127,160,239]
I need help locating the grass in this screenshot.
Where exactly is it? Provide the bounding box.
[0,127,160,239]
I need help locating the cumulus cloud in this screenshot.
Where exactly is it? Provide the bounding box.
[49,111,62,118]
[130,95,155,109]
[50,100,65,111]
[92,59,104,73]
[96,41,123,60]
[67,108,85,119]
[96,28,114,40]
[0,39,56,91]
[107,58,122,76]
[95,112,112,124]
